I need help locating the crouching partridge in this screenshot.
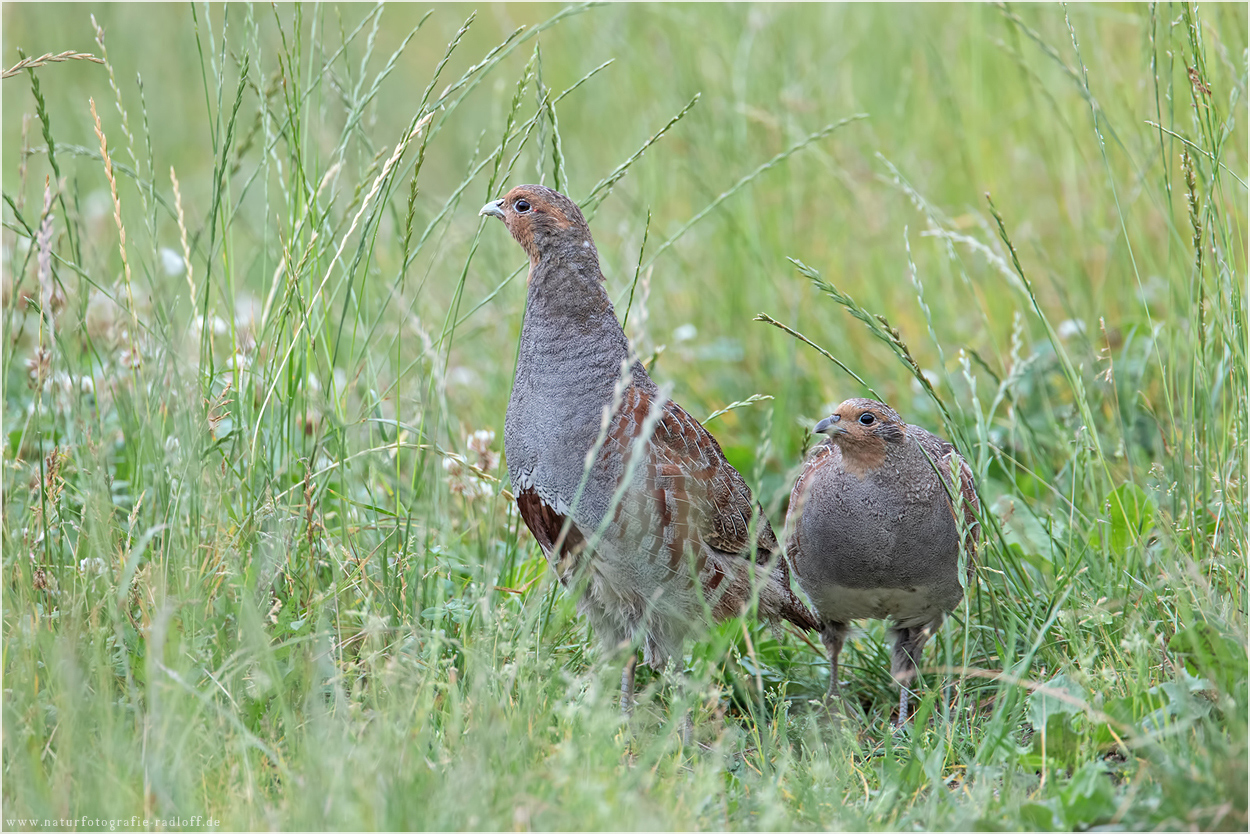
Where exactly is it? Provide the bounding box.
[786,398,979,722]
[480,185,818,713]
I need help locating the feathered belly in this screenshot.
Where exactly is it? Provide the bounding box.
[807,581,958,628]
[795,494,962,590]
[574,535,706,667]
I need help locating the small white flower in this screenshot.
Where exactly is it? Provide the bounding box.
[468,429,498,472]
[673,323,698,342]
[909,368,941,394]
[447,366,479,388]
[159,247,185,278]
[1057,319,1085,340]
[83,190,112,223]
[118,345,142,369]
[84,289,121,344]
[468,429,496,456]
[193,315,228,336]
[78,557,107,576]
[50,371,73,395]
[234,292,262,330]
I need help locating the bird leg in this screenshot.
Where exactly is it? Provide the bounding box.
[661,656,694,746]
[889,624,933,724]
[820,622,849,716]
[896,683,912,728]
[621,652,638,716]
[678,708,694,748]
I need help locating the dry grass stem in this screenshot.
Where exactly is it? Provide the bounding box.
[89,96,138,362]
[3,50,102,79]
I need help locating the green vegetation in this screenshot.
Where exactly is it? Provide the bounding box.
[3,3,1245,829]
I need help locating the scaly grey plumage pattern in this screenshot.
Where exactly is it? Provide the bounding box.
[786,398,979,723]
[481,185,818,714]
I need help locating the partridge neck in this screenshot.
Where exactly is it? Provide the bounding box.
[524,249,622,336]
[833,436,888,479]
[516,250,637,389]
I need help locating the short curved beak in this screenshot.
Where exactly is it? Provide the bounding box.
[814,415,846,436]
[479,199,505,220]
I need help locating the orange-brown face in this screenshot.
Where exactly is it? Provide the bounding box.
[480,184,591,265]
[814,398,906,474]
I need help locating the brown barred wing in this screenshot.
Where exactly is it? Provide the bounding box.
[515,486,586,583]
[913,427,981,563]
[603,384,817,630]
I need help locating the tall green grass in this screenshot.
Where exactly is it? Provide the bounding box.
[3,3,1245,829]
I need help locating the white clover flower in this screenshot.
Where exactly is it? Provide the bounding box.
[909,368,941,394]
[234,292,262,330]
[468,429,496,456]
[118,345,142,369]
[78,557,107,576]
[673,323,698,342]
[50,370,73,395]
[1057,319,1086,340]
[447,366,479,388]
[468,429,498,473]
[84,289,121,344]
[159,247,185,278]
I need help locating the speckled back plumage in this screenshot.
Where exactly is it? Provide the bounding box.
[485,185,817,671]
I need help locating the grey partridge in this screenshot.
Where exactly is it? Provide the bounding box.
[786,398,979,723]
[480,184,818,712]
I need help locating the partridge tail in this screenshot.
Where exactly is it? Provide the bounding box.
[760,543,820,632]
[775,584,820,632]
[780,590,820,630]
[703,551,819,632]
[749,550,821,632]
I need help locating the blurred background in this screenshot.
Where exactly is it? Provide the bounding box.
[3,3,1246,829]
[10,5,1237,454]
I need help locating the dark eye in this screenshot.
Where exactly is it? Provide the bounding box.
[514,199,531,213]
[858,412,875,426]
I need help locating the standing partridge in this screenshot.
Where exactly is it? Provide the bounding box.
[481,185,818,713]
[786,398,979,722]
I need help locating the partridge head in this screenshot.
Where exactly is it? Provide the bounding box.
[480,185,598,267]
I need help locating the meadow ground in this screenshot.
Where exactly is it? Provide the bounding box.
[2,3,1246,830]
